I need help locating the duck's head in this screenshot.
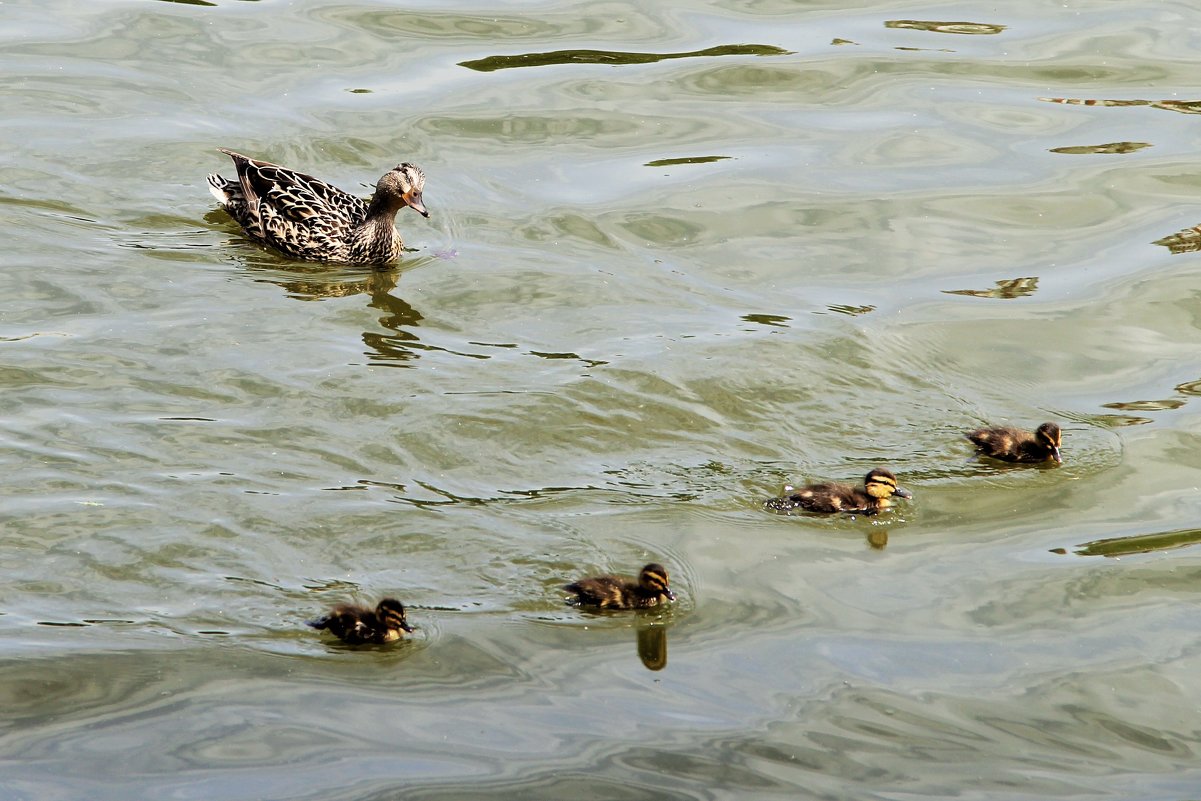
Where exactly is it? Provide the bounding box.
[639,563,676,602]
[377,163,428,217]
[864,468,912,500]
[1036,422,1062,463]
[376,598,415,633]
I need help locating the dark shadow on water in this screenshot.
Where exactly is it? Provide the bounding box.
[459,44,791,73]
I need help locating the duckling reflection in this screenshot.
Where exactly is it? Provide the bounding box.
[565,563,676,610]
[764,468,912,515]
[967,422,1062,464]
[308,598,414,645]
[636,623,668,671]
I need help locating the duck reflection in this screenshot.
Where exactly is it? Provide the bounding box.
[237,261,429,364]
[360,274,426,365]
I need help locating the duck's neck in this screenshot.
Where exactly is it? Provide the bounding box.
[364,191,405,222]
[349,209,402,263]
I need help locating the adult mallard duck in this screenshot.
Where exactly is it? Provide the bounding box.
[308,598,415,644]
[565,563,676,610]
[207,149,428,264]
[967,422,1062,464]
[764,467,912,515]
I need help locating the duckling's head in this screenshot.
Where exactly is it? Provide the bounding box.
[377,163,428,217]
[864,468,912,500]
[1036,422,1062,463]
[639,563,676,602]
[375,598,415,634]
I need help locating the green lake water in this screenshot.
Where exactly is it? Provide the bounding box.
[5,1,1201,798]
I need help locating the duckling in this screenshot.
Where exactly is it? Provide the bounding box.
[967,422,1062,464]
[565,563,676,610]
[207,149,428,264]
[764,467,912,515]
[308,598,414,644]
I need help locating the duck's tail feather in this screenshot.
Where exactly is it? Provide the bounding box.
[207,173,232,205]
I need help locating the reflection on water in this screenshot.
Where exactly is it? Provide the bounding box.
[1102,398,1185,412]
[636,623,667,671]
[943,276,1038,299]
[1039,97,1201,115]
[822,304,875,317]
[1153,224,1201,254]
[1049,141,1151,155]
[459,44,791,72]
[12,0,1201,799]
[241,263,434,364]
[1098,372,1201,420]
[884,19,1006,35]
[644,155,732,168]
[1061,526,1201,558]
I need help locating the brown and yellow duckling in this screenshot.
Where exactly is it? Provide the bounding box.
[207,149,428,264]
[764,467,912,515]
[967,422,1062,464]
[565,563,676,610]
[308,598,414,644]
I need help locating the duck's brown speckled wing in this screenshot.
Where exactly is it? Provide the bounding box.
[217,149,368,261]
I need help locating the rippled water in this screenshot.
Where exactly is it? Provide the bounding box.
[5,0,1201,798]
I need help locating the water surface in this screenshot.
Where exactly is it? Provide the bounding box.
[5,1,1201,799]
